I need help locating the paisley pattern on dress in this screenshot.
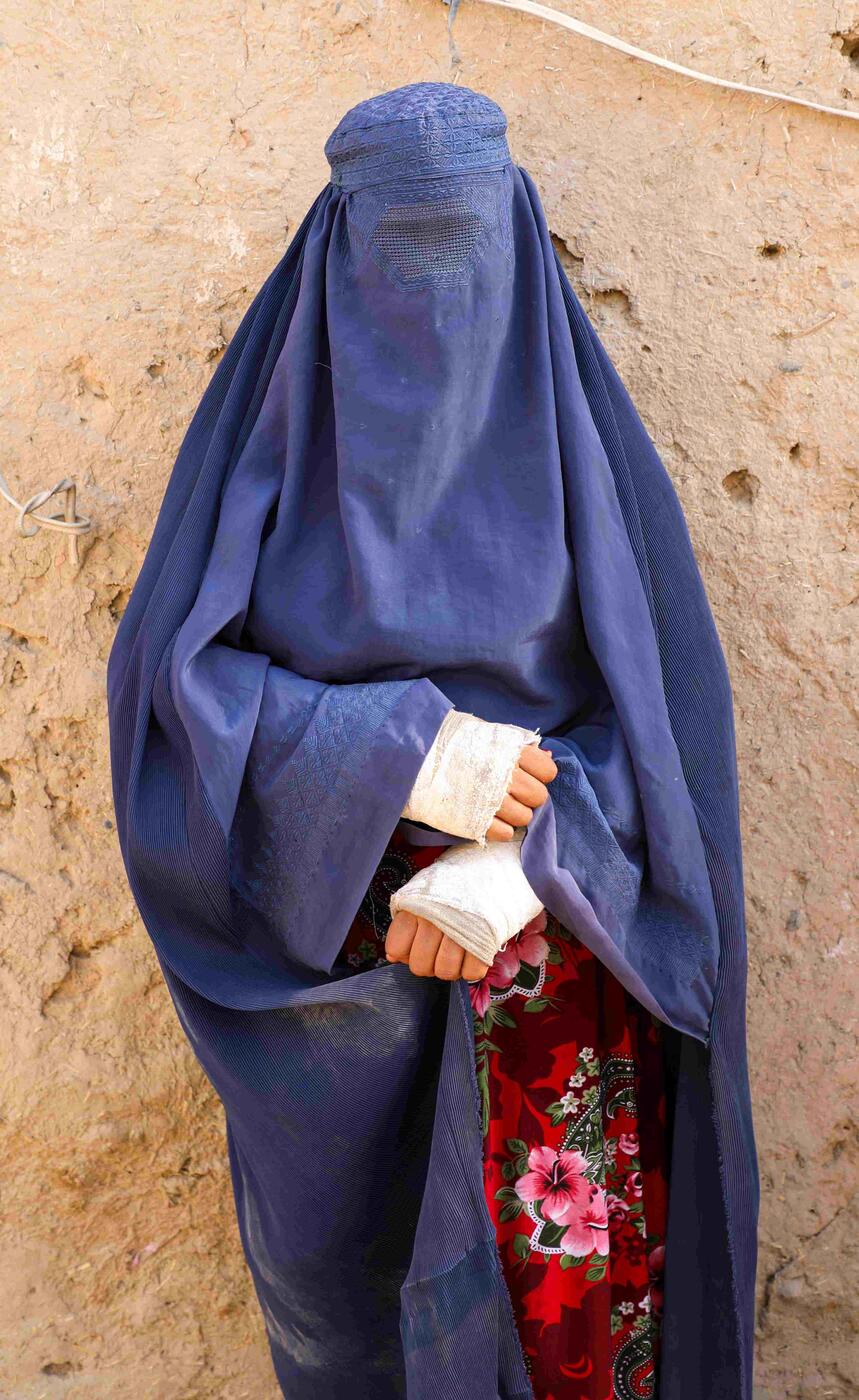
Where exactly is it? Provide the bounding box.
[338,828,669,1400]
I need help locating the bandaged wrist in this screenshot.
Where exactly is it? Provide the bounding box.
[389,831,545,967]
[402,708,541,845]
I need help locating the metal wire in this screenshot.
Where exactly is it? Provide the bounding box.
[0,469,92,566]
[446,0,859,123]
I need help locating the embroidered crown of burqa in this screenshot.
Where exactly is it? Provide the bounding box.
[322,83,515,290]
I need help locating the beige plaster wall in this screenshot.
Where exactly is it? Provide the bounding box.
[1,1,857,1395]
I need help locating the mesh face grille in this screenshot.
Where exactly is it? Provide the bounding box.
[373,198,483,281]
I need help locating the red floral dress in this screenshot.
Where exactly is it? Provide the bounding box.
[338,828,669,1400]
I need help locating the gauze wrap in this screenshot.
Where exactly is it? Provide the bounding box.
[401,709,541,844]
[389,831,545,966]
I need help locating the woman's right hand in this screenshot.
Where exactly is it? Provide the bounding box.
[485,743,558,842]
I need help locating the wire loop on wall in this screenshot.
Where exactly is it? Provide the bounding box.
[0,469,92,566]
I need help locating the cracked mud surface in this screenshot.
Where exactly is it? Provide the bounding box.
[1,2,857,1396]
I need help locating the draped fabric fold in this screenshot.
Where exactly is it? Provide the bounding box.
[107,82,758,1399]
[109,187,453,1003]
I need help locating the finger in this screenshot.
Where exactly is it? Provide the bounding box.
[508,767,550,810]
[485,817,516,842]
[496,793,534,828]
[518,744,558,783]
[434,936,465,981]
[385,911,418,963]
[462,952,490,981]
[408,919,444,977]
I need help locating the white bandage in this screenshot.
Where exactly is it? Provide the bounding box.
[401,709,541,845]
[389,831,545,967]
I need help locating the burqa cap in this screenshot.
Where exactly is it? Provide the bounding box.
[324,81,511,190]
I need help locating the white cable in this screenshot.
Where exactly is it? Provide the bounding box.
[451,0,859,123]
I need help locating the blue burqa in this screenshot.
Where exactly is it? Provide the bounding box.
[107,84,758,1399]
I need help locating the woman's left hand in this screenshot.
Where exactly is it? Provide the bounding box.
[385,911,489,982]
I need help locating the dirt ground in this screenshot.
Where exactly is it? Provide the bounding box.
[1,1,857,1396]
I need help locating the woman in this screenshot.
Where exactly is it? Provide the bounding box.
[107,82,758,1399]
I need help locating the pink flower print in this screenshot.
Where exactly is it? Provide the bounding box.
[618,1132,639,1158]
[517,909,548,955]
[560,1182,610,1258]
[467,951,514,1018]
[626,1170,644,1201]
[487,942,524,988]
[522,910,548,935]
[516,926,550,968]
[470,915,550,1010]
[648,1244,666,1317]
[468,977,492,1018]
[606,1191,630,1222]
[648,1244,665,1277]
[491,919,549,986]
[514,1146,591,1224]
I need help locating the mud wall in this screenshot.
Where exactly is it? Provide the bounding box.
[1,1,857,1395]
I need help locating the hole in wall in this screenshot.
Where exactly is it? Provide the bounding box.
[592,287,632,314]
[787,440,820,470]
[0,766,14,811]
[550,232,585,272]
[833,28,859,65]
[722,469,760,505]
[108,587,131,623]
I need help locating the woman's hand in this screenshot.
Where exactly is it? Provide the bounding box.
[485,742,558,842]
[385,911,489,982]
